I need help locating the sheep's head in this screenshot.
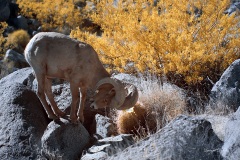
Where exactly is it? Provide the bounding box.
[90,78,139,110]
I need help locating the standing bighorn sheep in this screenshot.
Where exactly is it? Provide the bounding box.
[24,32,138,123]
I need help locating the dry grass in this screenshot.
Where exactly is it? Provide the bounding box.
[114,75,187,138]
[205,101,234,116]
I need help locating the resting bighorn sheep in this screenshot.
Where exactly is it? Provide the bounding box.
[24,32,138,123]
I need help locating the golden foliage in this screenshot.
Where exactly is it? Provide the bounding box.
[0,22,8,58]
[6,29,30,53]
[71,0,240,84]
[17,0,83,32]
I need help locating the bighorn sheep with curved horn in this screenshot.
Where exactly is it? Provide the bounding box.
[24,32,138,123]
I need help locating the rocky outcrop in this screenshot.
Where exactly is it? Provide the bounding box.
[15,15,28,30]
[225,1,240,14]
[198,114,229,141]
[0,67,34,87]
[82,134,134,160]
[95,114,116,138]
[4,49,29,68]
[1,68,236,160]
[0,50,30,79]
[0,69,49,159]
[0,0,10,22]
[109,115,223,160]
[210,59,240,111]
[41,118,90,160]
[221,108,240,160]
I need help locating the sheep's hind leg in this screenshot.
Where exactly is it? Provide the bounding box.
[45,78,66,118]
[77,87,86,123]
[35,73,58,120]
[69,82,80,124]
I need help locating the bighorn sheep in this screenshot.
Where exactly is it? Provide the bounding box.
[24,32,138,123]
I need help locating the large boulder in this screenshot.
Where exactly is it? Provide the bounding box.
[0,69,49,159]
[4,49,29,67]
[82,134,134,160]
[109,115,223,160]
[1,49,30,79]
[15,15,28,30]
[210,59,240,111]
[221,108,240,159]
[199,115,229,141]
[95,114,116,138]
[0,0,10,22]
[0,67,34,87]
[41,118,90,160]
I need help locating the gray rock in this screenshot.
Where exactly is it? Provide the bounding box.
[32,78,38,92]
[0,0,10,22]
[0,73,49,159]
[221,108,240,160]
[198,114,230,141]
[4,49,29,69]
[74,0,86,8]
[81,151,108,160]
[224,2,240,15]
[82,134,134,160]
[16,15,28,30]
[0,67,34,88]
[32,31,39,36]
[110,115,223,160]
[41,118,90,160]
[98,134,134,155]
[51,83,72,112]
[29,19,40,30]
[210,59,240,111]
[95,114,115,138]
[37,26,42,32]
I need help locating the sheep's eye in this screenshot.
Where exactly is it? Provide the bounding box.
[104,99,108,103]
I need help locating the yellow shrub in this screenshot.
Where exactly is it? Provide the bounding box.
[6,29,30,53]
[0,22,8,58]
[17,0,83,32]
[71,0,240,85]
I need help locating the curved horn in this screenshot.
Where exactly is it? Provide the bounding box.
[117,83,139,110]
[95,77,127,109]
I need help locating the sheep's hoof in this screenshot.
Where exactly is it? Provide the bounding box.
[78,116,84,124]
[70,115,78,124]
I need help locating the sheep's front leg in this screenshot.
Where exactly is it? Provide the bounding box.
[45,78,66,118]
[35,73,58,120]
[77,87,86,123]
[70,82,80,123]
